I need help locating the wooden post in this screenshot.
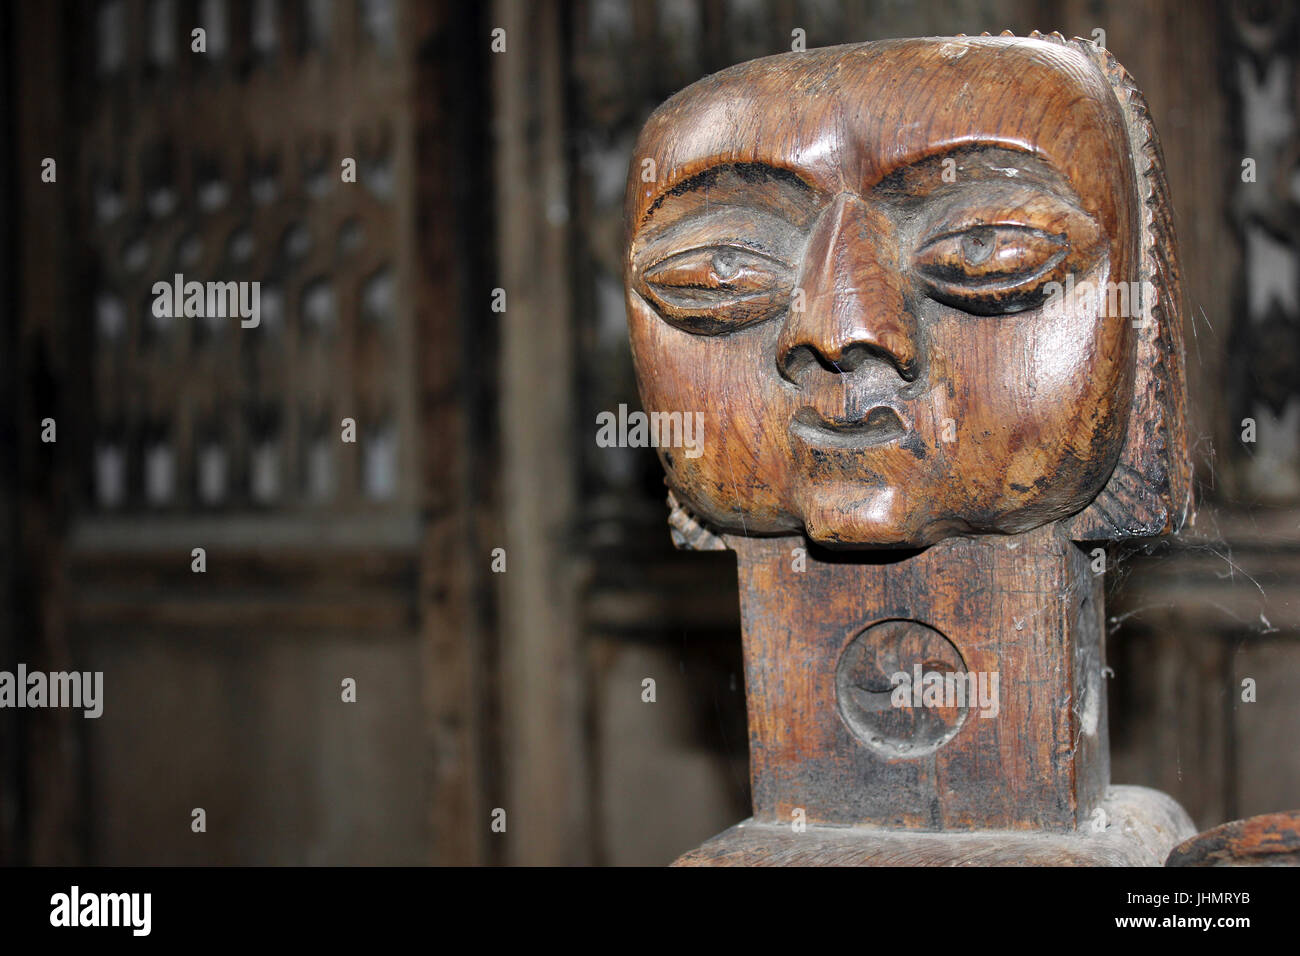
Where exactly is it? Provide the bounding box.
[493,0,590,865]
[731,526,1106,831]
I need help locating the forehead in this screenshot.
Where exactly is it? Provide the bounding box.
[627,37,1132,234]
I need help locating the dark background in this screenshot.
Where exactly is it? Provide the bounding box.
[1,0,1296,865]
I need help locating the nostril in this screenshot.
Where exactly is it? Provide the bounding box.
[782,344,871,377]
[833,343,874,373]
[781,341,917,382]
[891,351,918,383]
[780,344,818,380]
[845,342,919,382]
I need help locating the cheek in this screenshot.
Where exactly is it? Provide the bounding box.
[627,297,794,527]
[928,288,1131,497]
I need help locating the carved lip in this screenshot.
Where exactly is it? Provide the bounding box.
[789,405,907,449]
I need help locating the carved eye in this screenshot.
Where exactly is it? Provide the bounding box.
[913,225,1069,315]
[639,245,794,334]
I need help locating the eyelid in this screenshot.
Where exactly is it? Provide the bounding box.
[643,244,791,290]
[911,194,1104,315]
[634,205,809,274]
[918,188,1101,252]
[636,242,796,334]
[914,225,1067,286]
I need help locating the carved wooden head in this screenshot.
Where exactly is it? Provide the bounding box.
[624,34,1190,548]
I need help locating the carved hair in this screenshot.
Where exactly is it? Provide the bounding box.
[1022,32,1194,539]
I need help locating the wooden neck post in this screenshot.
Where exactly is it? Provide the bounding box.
[731,526,1106,831]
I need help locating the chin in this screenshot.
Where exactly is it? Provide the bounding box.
[798,485,924,548]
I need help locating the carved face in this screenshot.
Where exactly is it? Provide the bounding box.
[625,38,1144,547]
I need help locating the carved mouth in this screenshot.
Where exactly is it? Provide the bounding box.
[790,405,907,448]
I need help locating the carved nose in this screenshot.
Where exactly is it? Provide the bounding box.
[778,194,918,382]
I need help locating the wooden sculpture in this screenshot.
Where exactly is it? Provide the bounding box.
[624,33,1197,865]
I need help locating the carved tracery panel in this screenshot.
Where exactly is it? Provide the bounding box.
[73,0,415,525]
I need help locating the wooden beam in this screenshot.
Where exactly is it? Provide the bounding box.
[492,0,590,865]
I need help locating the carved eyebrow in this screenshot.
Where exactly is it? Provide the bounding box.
[642,162,814,224]
[871,145,1068,196]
